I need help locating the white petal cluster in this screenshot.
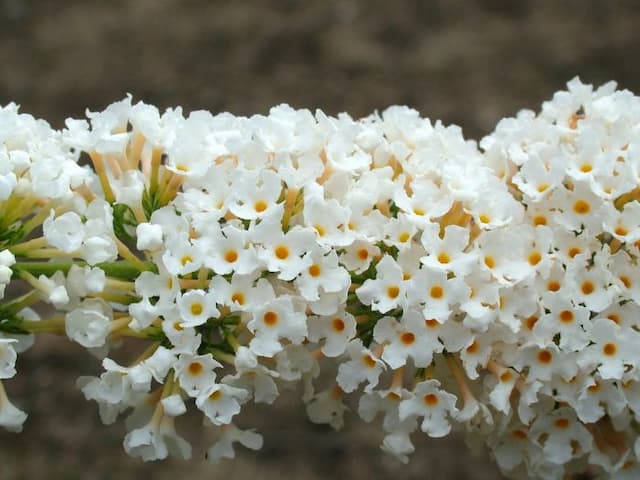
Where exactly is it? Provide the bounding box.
[0,78,640,479]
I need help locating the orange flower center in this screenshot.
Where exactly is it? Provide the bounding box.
[387,286,400,299]
[430,285,444,299]
[573,199,590,215]
[188,362,203,375]
[559,310,574,323]
[263,311,279,326]
[254,200,268,213]
[275,245,290,260]
[308,264,321,277]
[437,252,450,264]
[224,250,238,263]
[400,332,415,345]
[537,350,553,364]
[603,342,617,356]
[190,303,203,316]
[423,394,439,406]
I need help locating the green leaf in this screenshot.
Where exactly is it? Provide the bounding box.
[389,201,400,218]
[0,315,29,335]
[0,221,25,249]
[112,203,138,244]
[142,188,161,221]
[146,327,170,346]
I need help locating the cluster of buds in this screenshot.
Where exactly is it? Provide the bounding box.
[0,78,639,479]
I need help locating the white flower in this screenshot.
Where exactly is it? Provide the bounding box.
[161,317,201,355]
[206,425,263,464]
[253,219,315,281]
[274,344,319,395]
[161,394,187,417]
[608,251,640,304]
[512,148,565,201]
[129,101,182,148]
[578,318,640,380]
[0,382,27,433]
[305,386,348,430]
[195,383,250,425]
[294,247,350,302]
[246,296,307,357]
[459,328,501,379]
[37,272,69,308]
[405,267,469,323]
[373,311,438,368]
[175,353,222,397]
[0,250,16,271]
[307,309,357,357]
[228,168,283,220]
[393,177,453,223]
[201,224,259,276]
[382,213,418,251]
[43,210,84,252]
[469,182,524,230]
[398,379,458,438]
[565,254,616,313]
[381,429,416,464]
[123,409,191,461]
[209,274,275,312]
[161,232,204,276]
[494,283,538,333]
[176,289,219,328]
[603,201,640,244]
[0,339,17,379]
[339,239,380,274]
[80,236,118,265]
[420,223,476,277]
[144,346,177,383]
[356,255,406,314]
[476,227,533,284]
[486,367,518,415]
[136,222,164,251]
[551,182,606,234]
[65,265,106,298]
[574,376,626,423]
[65,298,112,348]
[511,342,578,382]
[79,357,152,411]
[303,188,353,247]
[79,199,118,264]
[0,158,17,201]
[224,346,279,404]
[529,407,592,465]
[336,339,385,393]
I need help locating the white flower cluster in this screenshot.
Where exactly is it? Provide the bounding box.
[0,78,639,478]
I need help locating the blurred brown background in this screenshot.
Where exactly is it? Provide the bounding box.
[1,0,638,478]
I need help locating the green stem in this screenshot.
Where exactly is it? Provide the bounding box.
[8,237,47,255]
[150,148,163,194]
[119,326,164,340]
[209,348,236,365]
[0,289,40,315]
[12,260,156,280]
[115,238,151,272]
[22,315,66,334]
[90,292,140,304]
[226,333,241,352]
[19,248,75,259]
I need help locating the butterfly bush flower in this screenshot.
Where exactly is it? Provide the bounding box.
[1,77,640,479]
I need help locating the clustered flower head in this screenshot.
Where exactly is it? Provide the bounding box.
[0,77,639,478]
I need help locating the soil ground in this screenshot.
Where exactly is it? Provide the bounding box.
[1,1,638,478]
